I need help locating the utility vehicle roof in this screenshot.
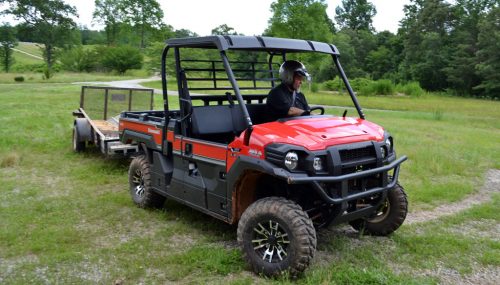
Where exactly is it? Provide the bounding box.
[166,35,339,55]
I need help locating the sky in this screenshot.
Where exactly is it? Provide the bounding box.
[1,0,411,35]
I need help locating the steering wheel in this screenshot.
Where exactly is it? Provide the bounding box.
[308,106,325,115]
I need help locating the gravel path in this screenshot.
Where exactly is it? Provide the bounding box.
[72,76,171,95]
[406,169,500,224]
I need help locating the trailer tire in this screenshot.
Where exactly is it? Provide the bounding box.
[73,125,86,152]
[128,155,165,208]
[349,183,407,236]
[237,197,316,278]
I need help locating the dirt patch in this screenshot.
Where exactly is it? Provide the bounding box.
[409,263,500,285]
[406,169,500,224]
[0,254,39,283]
[446,219,500,241]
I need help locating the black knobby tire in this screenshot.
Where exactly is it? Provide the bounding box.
[72,125,86,152]
[237,197,316,278]
[350,184,408,236]
[128,155,165,208]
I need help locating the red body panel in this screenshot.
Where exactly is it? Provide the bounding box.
[121,116,385,172]
[119,119,163,145]
[227,116,385,170]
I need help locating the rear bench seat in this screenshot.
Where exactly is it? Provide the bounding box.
[190,104,273,143]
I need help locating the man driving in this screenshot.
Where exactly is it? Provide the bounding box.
[266,60,311,119]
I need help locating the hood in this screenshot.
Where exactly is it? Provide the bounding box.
[250,116,385,151]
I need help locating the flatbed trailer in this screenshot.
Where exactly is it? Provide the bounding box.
[72,85,154,156]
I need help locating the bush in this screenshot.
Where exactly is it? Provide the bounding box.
[397,81,425,97]
[14,76,24,82]
[101,45,143,74]
[349,78,373,94]
[60,47,98,72]
[360,79,394,95]
[323,79,341,91]
[310,82,319,93]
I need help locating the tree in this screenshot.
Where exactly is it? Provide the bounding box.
[60,46,99,72]
[335,0,377,31]
[211,24,239,36]
[444,0,496,95]
[0,23,18,72]
[93,0,123,46]
[267,0,333,43]
[120,0,165,48]
[172,28,198,38]
[101,45,143,74]
[398,0,454,90]
[365,31,403,80]
[1,0,77,78]
[475,6,500,98]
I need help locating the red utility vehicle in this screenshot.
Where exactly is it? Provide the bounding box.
[119,36,408,277]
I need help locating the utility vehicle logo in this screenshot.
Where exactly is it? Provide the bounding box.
[148,128,160,135]
[248,149,262,157]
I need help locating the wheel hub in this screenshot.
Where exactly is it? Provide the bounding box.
[132,169,145,197]
[252,220,290,263]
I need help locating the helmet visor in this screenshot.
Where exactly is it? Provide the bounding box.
[295,69,311,82]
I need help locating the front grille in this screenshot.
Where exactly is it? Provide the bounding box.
[339,146,375,162]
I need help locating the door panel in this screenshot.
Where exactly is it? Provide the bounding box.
[181,138,228,214]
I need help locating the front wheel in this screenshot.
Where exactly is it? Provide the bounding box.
[237,197,316,278]
[350,184,408,236]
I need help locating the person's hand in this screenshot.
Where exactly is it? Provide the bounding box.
[288,107,305,116]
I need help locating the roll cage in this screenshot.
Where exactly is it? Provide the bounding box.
[160,35,366,144]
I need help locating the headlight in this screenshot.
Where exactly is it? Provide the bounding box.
[313,157,324,171]
[380,146,387,158]
[385,138,392,150]
[284,151,299,170]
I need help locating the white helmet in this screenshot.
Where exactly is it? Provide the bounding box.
[279,60,311,87]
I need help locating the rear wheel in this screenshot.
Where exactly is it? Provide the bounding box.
[128,155,165,208]
[349,184,408,236]
[237,197,316,278]
[72,125,86,152]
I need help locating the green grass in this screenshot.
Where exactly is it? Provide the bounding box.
[11,42,44,67]
[0,72,145,84]
[0,82,498,283]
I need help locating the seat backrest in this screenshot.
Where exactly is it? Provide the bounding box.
[191,105,237,137]
[246,104,275,125]
[190,104,274,142]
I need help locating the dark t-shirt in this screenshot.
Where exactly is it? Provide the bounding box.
[266,83,310,118]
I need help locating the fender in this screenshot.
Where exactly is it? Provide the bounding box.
[120,129,160,151]
[226,155,279,192]
[74,118,92,142]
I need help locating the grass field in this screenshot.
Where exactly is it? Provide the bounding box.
[0,79,499,284]
[11,42,44,66]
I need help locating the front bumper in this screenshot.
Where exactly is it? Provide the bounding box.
[273,155,407,205]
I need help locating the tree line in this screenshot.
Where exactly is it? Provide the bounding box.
[0,0,498,98]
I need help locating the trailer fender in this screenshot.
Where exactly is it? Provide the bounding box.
[74,118,92,142]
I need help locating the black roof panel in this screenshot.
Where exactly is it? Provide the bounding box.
[166,35,339,55]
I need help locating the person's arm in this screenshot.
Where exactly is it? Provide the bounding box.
[288,107,305,116]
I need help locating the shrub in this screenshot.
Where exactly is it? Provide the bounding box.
[101,45,143,74]
[397,81,425,97]
[60,46,98,72]
[14,76,24,82]
[349,78,373,93]
[310,82,319,93]
[360,79,394,95]
[323,79,341,91]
